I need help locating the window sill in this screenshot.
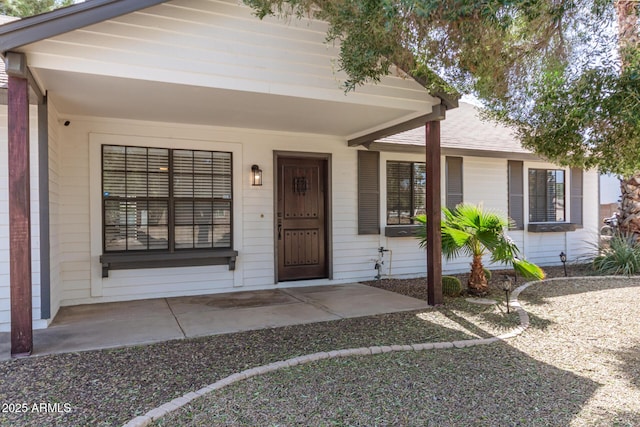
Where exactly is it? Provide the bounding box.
[99,249,238,278]
[527,223,578,233]
[385,225,421,237]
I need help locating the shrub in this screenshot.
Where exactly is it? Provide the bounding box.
[483,267,492,281]
[593,233,640,276]
[442,276,462,297]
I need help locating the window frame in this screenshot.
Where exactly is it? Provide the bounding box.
[101,144,234,254]
[385,160,426,226]
[528,168,566,223]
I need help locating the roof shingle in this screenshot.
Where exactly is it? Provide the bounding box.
[378,102,532,155]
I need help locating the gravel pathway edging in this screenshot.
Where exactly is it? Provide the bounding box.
[121,278,542,427]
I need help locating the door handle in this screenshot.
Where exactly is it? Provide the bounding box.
[277,220,282,240]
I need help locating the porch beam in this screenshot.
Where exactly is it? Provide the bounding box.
[348,104,447,147]
[7,52,33,356]
[425,110,445,306]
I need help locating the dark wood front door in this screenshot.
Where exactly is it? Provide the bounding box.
[277,157,328,281]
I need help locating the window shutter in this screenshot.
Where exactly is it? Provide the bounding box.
[570,167,583,227]
[358,151,380,234]
[445,156,463,210]
[508,161,524,229]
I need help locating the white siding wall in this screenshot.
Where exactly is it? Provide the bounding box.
[48,102,62,322]
[54,114,391,306]
[0,105,44,332]
[30,108,42,327]
[0,107,7,328]
[568,169,600,262]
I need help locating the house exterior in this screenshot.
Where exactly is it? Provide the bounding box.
[0,0,597,347]
[369,102,598,275]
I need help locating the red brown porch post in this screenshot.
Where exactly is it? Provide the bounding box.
[7,52,33,356]
[426,119,443,306]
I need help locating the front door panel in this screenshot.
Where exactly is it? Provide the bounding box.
[277,157,327,281]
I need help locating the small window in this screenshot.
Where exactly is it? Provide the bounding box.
[102,145,232,252]
[528,169,565,222]
[386,161,426,225]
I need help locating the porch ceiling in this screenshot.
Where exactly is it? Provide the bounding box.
[34,68,424,137]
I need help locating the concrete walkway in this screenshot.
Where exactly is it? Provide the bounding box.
[0,283,427,361]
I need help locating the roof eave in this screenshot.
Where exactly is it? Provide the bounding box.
[0,0,169,55]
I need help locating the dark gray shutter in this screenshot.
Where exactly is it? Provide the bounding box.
[445,156,463,210]
[358,150,380,234]
[570,167,583,227]
[508,160,524,229]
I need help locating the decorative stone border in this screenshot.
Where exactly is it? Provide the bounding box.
[122,279,539,427]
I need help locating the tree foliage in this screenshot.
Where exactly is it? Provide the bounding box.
[1,0,73,17]
[244,0,639,175]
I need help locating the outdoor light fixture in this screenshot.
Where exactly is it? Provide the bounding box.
[251,164,263,186]
[500,275,513,314]
[559,251,567,277]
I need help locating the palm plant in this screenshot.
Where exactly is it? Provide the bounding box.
[593,233,640,276]
[415,204,545,294]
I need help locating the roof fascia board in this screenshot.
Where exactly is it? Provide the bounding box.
[0,0,169,54]
[348,103,446,147]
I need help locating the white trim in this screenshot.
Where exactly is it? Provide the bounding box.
[88,133,244,299]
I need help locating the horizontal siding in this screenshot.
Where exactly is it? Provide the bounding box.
[525,233,568,265]
[23,0,430,110]
[0,107,6,330]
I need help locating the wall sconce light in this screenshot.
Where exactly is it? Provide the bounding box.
[251,164,263,186]
[559,251,567,277]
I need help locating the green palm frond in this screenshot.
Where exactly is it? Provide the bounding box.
[415,203,544,280]
[513,258,546,280]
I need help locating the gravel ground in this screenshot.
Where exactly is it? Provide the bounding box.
[2,264,639,427]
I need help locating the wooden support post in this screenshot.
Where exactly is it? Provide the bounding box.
[426,120,443,306]
[8,72,33,357]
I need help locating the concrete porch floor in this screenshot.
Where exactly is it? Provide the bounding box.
[0,283,427,361]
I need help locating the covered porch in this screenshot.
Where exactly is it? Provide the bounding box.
[0,282,426,360]
[0,0,456,357]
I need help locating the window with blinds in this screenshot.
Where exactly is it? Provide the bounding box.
[528,169,565,222]
[102,145,232,252]
[386,161,426,225]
